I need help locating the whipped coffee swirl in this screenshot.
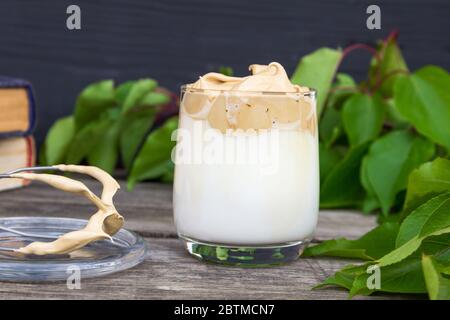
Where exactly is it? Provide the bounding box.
[182,62,316,133]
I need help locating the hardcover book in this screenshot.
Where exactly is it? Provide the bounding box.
[0,76,36,137]
[0,136,35,191]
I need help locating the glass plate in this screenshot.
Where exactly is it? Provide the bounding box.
[0,217,147,282]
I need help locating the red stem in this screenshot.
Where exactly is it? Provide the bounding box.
[336,43,382,95]
[341,43,380,62]
[369,30,402,94]
[322,30,401,112]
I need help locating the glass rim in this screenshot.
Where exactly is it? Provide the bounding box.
[181,84,316,97]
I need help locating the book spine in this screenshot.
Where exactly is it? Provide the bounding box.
[0,78,37,138]
[25,84,37,136]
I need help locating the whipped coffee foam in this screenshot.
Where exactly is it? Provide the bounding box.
[183,62,315,133]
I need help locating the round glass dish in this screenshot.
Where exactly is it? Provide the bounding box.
[0,217,147,282]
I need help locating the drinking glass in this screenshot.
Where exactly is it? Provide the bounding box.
[173,86,319,266]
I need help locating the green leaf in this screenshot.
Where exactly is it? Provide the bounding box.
[115,81,135,106]
[87,121,121,174]
[218,66,234,77]
[394,66,450,150]
[122,79,158,113]
[318,234,450,298]
[349,256,427,297]
[376,194,450,267]
[416,65,450,107]
[303,222,399,260]
[38,143,47,166]
[360,157,380,213]
[160,161,175,183]
[361,194,380,214]
[348,242,450,297]
[422,255,450,300]
[324,250,450,297]
[377,236,423,268]
[128,117,178,189]
[291,48,342,116]
[341,93,385,146]
[315,264,365,291]
[326,73,357,110]
[384,98,409,129]
[138,91,170,106]
[43,116,75,165]
[120,108,157,170]
[74,80,115,130]
[65,117,111,164]
[334,73,356,88]
[318,143,342,184]
[320,142,369,208]
[362,130,435,215]
[404,158,450,215]
[319,105,342,147]
[380,231,450,270]
[422,234,450,257]
[397,193,450,247]
[369,35,408,96]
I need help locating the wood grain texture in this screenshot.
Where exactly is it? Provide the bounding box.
[0,180,417,300]
[0,179,376,240]
[0,238,415,300]
[0,0,448,145]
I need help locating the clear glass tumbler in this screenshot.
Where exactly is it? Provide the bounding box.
[173,86,319,266]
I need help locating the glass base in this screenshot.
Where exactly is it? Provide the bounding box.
[0,217,147,282]
[180,235,307,267]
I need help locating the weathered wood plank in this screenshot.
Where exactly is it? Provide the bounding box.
[0,180,376,241]
[0,180,413,300]
[0,237,416,300]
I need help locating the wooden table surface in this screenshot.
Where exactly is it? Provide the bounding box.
[0,179,413,300]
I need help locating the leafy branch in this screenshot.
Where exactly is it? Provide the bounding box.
[291,32,450,299]
[40,79,178,188]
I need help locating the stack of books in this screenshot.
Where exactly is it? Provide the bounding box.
[0,76,36,191]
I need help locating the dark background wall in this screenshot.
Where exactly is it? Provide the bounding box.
[0,0,448,146]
